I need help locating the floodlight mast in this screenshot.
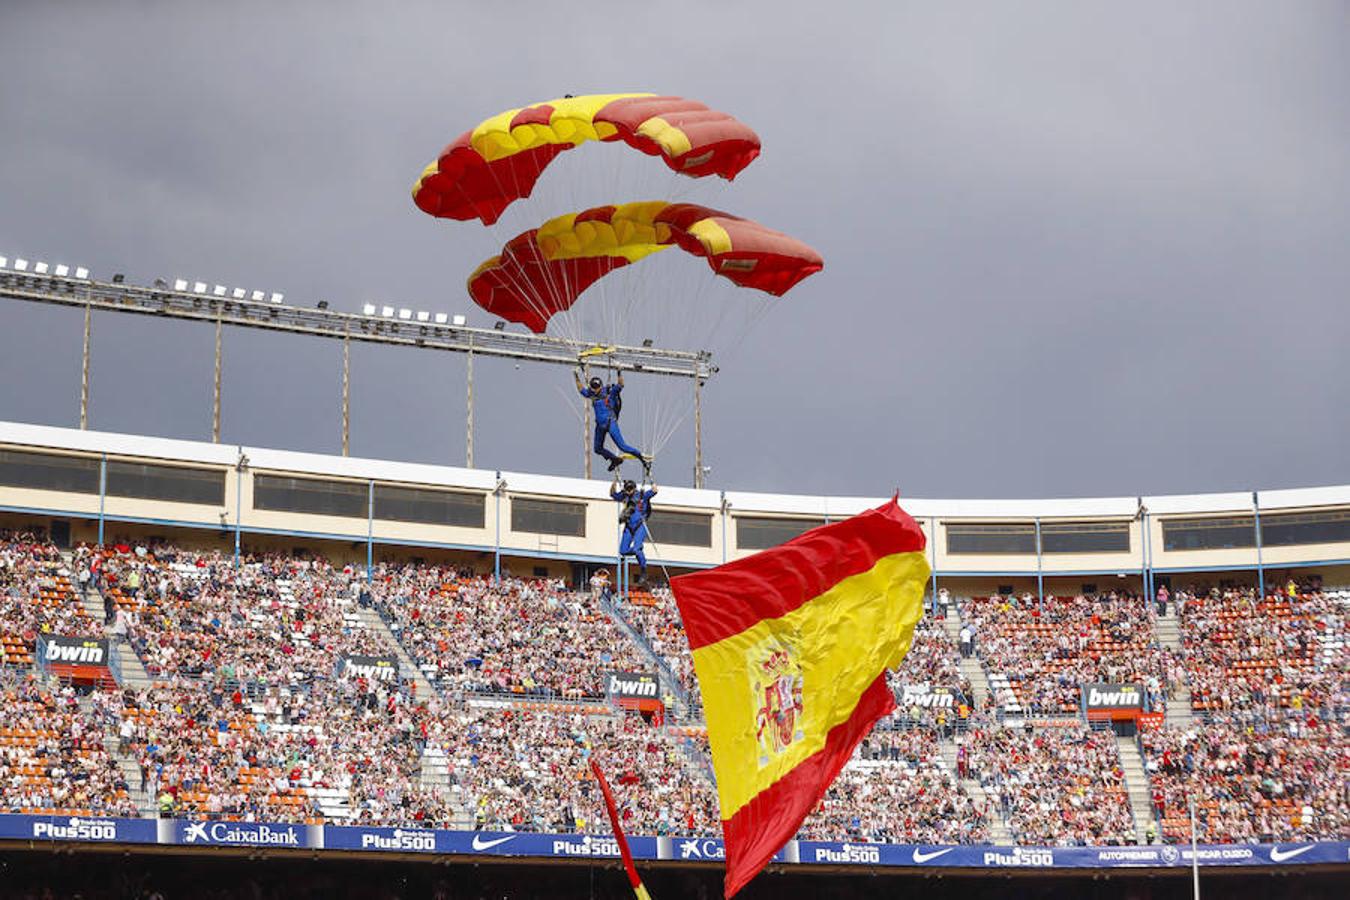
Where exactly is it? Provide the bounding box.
[0,268,716,481]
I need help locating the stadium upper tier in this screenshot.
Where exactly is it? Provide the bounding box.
[1,421,1347,589]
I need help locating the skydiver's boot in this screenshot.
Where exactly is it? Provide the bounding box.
[607,456,624,472]
[640,455,653,477]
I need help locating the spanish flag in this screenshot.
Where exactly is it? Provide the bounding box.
[671,498,928,897]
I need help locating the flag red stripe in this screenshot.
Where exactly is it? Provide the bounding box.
[720,673,895,898]
[673,499,924,651]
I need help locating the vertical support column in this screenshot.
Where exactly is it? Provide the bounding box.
[234,449,246,569]
[582,363,592,480]
[366,479,374,581]
[1034,517,1044,613]
[493,472,503,584]
[212,315,223,443]
[97,455,107,546]
[693,377,704,489]
[1252,490,1265,599]
[80,303,91,429]
[341,331,350,456]
[1141,507,1153,604]
[929,516,938,617]
[1189,796,1201,900]
[465,344,474,468]
[720,491,729,564]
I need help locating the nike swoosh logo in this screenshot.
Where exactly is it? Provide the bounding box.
[912,848,955,863]
[471,834,517,851]
[1269,845,1314,863]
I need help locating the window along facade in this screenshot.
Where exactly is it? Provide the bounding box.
[105,460,225,506]
[736,516,826,551]
[511,497,586,537]
[1162,516,1256,552]
[1259,509,1350,547]
[649,510,712,548]
[1039,521,1130,553]
[946,521,1131,554]
[0,449,100,494]
[252,474,368,518]
[946,523,1037,555]
[373,484,484,528]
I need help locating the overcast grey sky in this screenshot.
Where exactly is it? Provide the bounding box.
[1,1,1346,498]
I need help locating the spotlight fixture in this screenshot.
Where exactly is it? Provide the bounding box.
[452,314,467,326]
[493,320,506,331]
[381,306,395,317]
[14,259,29,271]
[74,267,89,279]
[433,313,448,324]
[362,304,376,316]
[269,293,284,304]
[642,338,653,347]
[35,262,51,275]
[317,301,329,310]
[212,285,226,296]
[174,279,188,291]
[251,291,265,302]
[153,278,167,288]
[193,282,208,294]
[56,265,72,278]
[398,308,412,320]
[232,288,246,299]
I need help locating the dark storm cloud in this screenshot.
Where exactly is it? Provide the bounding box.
[1,1,1347,497]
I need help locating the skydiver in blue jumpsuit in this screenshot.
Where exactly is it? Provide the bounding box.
[612,476,657,585]
[575,370,648,473]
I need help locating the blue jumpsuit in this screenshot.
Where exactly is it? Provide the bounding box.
[612,487,656,575]
[581,383,642,463]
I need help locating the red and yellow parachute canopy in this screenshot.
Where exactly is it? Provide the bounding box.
[466,201,823,334]
[412,93,761,225]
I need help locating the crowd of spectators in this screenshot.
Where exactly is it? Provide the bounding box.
[4,527,1349,848]
[369,564,652,701]
[960,592,1178,715]
[800,723,990,843]
[964,719,1136,846]
[0,664,139,817]
[442,705,717,835]
[1177,586,1346,715]
[74,543,390,686]
[87,673,451,826]
[1,530,91,665]
[1140,715,1349,843]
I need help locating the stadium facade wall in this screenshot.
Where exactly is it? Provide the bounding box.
[1,421,1348,585]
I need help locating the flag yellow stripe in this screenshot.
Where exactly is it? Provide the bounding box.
[692,549,927,819]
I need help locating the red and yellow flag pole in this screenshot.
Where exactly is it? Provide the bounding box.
[590,758,654,900]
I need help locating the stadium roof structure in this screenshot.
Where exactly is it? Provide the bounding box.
[0,261,715,484]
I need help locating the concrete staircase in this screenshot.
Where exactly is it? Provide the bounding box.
[418,743,471,828]
[354,605,437,700]
[1153,614,1195,726]
[943,612,992,710]
[941,738,1011,845]
[1114,735,1155,845]
[600,596,695,720]
[72,580,153,690]
[75,693,153,817]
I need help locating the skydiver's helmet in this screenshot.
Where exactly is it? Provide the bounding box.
[623,480,636,493]
[589,377,603,391]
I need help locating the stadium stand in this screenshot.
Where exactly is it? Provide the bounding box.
[0,521,1346,847]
